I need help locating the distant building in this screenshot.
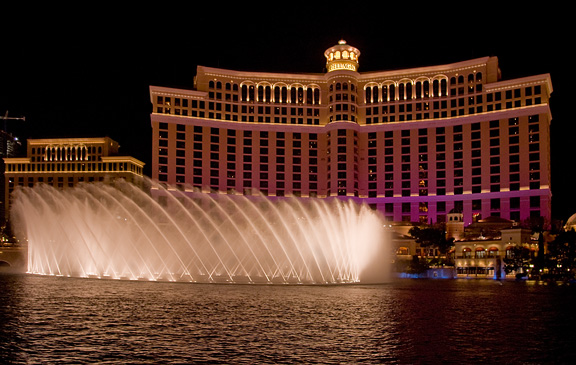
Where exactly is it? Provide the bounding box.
[0,129,21,222]
[3,137,145,216]
[149,40,553,225]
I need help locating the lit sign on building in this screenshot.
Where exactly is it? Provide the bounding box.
[327,62,357,72]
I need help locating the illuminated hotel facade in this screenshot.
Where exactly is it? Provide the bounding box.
[149,40,553,225]
[3,137,145,215]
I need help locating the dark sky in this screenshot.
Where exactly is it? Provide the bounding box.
[1,4,572,221]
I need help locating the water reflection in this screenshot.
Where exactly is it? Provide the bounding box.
[1,275,575,364]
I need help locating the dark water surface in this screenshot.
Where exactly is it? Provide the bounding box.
[1,275,575,364]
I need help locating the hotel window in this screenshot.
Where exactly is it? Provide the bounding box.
[475,249,486,259]
[402,203,411,222]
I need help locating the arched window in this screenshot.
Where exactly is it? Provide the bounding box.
[433,77,448,97]
[397,247,409,255]
[389,84,395,101]
[506,246,515,258]
[441,79,447,96]
[475,247,486,258]
[433,80,439,97]
[241,83,255,102]
[265,85,271,103]
[463,247,472,258]
[372,86,379,103]
[488,247,499,257]
[306,88,313,105]
[241,85,248,101]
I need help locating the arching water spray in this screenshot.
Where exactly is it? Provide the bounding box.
[11,179,390,284]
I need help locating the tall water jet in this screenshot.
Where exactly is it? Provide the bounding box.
[11,179,390,284]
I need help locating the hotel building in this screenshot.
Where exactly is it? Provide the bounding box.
[3,137,145,214]
[149,40,553,225]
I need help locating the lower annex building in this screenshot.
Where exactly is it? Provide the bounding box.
[149,40,553,226]
[3,137,145,218]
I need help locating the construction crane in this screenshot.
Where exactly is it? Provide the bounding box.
[1,111,25,132]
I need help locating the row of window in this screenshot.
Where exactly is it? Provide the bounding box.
[5,161,142,174]
[157,123,322,196]
[166,76,541,106]
[156,114,544,196]
[155,82,543,126]
[29,146,104,162]
[364,88,543,124]
[5,176,137,204]
[458,245,536,259]
[362,116,543,198]
[373,198,544,224]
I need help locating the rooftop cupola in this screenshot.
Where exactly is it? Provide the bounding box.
[324,40,360,72]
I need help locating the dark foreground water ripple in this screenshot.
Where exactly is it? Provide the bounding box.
[1,274,575,364]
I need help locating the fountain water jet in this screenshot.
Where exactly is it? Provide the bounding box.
[11,179,390,284]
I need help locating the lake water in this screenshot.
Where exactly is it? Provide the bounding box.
[1,274,575,364]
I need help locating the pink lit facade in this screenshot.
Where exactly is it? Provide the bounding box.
[149,40,553,225]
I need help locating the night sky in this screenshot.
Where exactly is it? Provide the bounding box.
[1,5,572,221]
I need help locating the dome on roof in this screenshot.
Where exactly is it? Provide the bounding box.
[324,40,360,72]
[565,213,576,231]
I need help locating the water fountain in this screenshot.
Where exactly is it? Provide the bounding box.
[10,179,390,284]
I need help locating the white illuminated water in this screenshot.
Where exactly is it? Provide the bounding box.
[11,179,389,284]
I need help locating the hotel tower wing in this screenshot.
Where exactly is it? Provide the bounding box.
[149,40,552,225]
